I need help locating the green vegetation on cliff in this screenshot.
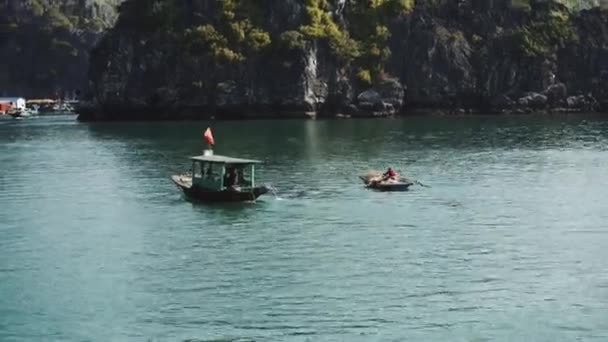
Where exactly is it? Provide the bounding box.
[348,0,414,83]
[110,0,600,79]
[297,0,414,84]
[507,1,580,57]
[185,0,271,63]
[513,0,600,10]
[114,0,416,84]
[82,0,608,120]
[117,0,271,63]
[512,14,579,57]
[0,0,120,96]
[2,0,119,33]
[298,0,360,60]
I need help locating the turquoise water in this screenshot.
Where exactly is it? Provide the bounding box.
[1,115,608,341]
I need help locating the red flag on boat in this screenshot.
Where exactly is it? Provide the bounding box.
[203,127,214,146]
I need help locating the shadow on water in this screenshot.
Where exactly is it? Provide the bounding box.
[179,191,279,212]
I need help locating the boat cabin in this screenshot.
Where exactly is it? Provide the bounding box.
[189,154,261,191]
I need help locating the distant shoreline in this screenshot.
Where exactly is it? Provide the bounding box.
[76,105,608,122]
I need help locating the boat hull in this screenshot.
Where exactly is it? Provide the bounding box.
[366,182,413,192]
[359,176,413,192]
[172,175,268,202]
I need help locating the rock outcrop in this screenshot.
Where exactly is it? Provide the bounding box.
[76,0,608,120]
[0,0,122,98]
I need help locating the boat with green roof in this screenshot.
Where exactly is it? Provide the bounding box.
[171,151,270,202]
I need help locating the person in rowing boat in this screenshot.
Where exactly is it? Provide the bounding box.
[224,167,238,188]
[381,167,400,183]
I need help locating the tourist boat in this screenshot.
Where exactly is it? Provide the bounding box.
[171,151,270,202]
[359,171,414,192]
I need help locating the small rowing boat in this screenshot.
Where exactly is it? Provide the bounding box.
[359,170,414,192]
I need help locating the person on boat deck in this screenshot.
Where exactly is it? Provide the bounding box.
[224,168,238,187]
[382,167,399,181]
[237,168,247,185]
[206,165,213,178]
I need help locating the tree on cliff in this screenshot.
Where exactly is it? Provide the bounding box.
[80,0,608,119]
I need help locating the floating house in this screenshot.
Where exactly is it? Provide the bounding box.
[0,102,11,114]
[0,97,26,111]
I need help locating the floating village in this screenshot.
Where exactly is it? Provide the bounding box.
[0,97,77,119]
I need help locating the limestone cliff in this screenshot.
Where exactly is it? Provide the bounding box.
[80,0,608,120]
[0,0,121,98]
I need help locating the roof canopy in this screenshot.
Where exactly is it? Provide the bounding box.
[190,154,261,164]
[27,99,56,104]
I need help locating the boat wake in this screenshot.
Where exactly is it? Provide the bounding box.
[265,185,284,200]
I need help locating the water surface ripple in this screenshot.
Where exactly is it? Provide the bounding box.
[1,115,608,341]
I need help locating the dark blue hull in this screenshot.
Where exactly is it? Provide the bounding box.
[172,175,268,202]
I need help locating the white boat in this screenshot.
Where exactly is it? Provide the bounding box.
[8,109,31,118]
[26,105,40,115]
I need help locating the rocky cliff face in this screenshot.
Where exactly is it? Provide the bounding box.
[390,0,608,113]
[80,0,608,120]
[84,0,344,119]
[0,0,121,98]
